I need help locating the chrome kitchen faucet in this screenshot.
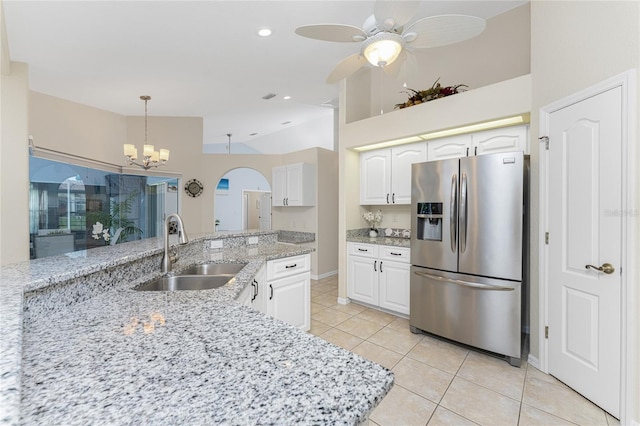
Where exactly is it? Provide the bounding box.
[161,213,189,273]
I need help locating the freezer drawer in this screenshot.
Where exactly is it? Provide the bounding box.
[409,266,522,363]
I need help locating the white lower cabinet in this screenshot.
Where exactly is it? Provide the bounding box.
[347,243,410,316]
[265,254,310,331]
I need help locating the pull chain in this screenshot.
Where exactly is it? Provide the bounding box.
[380,67,384,115]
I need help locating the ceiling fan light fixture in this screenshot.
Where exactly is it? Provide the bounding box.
[361,32,405,67]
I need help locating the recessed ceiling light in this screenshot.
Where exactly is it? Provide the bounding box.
[258,28,272,37]
[249,132,258,136]
[281,121,292,125]
[283,96,291,100]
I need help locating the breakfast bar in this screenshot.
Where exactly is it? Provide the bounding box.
[1,231,393,425]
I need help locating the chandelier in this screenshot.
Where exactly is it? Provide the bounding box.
[123,96,169,170]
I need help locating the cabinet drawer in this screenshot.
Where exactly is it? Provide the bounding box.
[379,246,410,263]
[348,242,379,258]
[267,254,310,281]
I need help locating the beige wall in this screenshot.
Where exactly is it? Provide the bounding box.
[316,148,339,277]
[30,92,127,164]
[126,115,203,232]
[0,62,30,265]
[530,1,639,421]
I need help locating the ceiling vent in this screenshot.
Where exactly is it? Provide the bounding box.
[262,93,276,100]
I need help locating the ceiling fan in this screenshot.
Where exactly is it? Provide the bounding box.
[295,1,486,83]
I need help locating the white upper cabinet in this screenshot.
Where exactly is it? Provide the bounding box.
[391,144,428,204]
[426,134,472,161]
[360,142,426,205]
[427,125,529,161]
[471,125,529,156]
[360,150,391,205]
[272,163,316,206]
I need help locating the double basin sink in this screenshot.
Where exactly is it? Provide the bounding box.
[136,263,247,291]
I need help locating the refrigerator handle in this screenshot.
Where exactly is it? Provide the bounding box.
[450,174,458,253]
[412,271,514,291]
[460,173,468,253]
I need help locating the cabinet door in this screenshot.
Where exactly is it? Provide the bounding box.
[272,166,288,206]
[267,273,310,331]
[360,150,391,205]
[427,134,472,161]
[472,125,529,155]
[285,163,303,206]
[391,143,427,204]
[378,260,410,315]
[347,255,379,305]
[252,266,267,313]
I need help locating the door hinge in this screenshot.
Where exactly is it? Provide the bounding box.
[545,326,549,339]
[539,136,549,150]
[545,232,549,245]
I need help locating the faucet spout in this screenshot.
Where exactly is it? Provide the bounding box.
[161,213,189,273]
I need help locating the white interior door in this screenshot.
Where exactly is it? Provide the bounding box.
[547,86,622,417]
[259,192,271,230]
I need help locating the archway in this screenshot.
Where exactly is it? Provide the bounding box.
[214,168,271,231]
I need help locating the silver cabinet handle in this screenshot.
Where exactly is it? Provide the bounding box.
[413,271,514,291]
[585,263,615,274]
[459,173,468,253]
[450,174,457,253]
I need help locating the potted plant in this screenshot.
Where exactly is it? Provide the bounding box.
[363,209,383,237]
[87,192,143,245]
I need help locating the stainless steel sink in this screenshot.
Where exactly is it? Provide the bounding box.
[136,275,233,291]
[178,262,247,276]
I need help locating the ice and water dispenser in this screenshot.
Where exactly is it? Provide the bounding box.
[416,202,443,241]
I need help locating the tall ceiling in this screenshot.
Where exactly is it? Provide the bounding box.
[3,0,527,149]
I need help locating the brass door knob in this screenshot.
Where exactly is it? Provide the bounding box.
[585,263,615,274]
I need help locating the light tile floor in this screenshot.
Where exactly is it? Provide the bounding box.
[309,276,620,426]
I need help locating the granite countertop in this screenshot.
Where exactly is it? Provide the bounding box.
[1,231,393,425]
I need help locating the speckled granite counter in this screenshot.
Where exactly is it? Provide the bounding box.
[0,230,393,425]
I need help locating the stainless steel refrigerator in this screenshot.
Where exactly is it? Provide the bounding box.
[410,151,528,366]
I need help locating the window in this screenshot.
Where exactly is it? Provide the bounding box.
[29,156,179,259]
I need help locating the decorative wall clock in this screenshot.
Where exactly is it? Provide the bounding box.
[185,179,204,197]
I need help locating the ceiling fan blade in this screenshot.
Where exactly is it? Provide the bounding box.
[374,0,421,30]
[326,54,368,84]
[404,15,486,49]
[295,24,367,43]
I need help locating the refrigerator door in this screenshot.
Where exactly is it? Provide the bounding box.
[410,158,459,272]
[458,152,524,280]
[410,266,522,363]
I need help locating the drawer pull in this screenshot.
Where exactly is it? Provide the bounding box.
[270,284,274,300]
[285,264,297,269]
[390,252,402,256]
[358,248,368,252]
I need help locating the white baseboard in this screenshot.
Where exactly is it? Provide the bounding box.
[337,297,350,305]
[311,270,338,280]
